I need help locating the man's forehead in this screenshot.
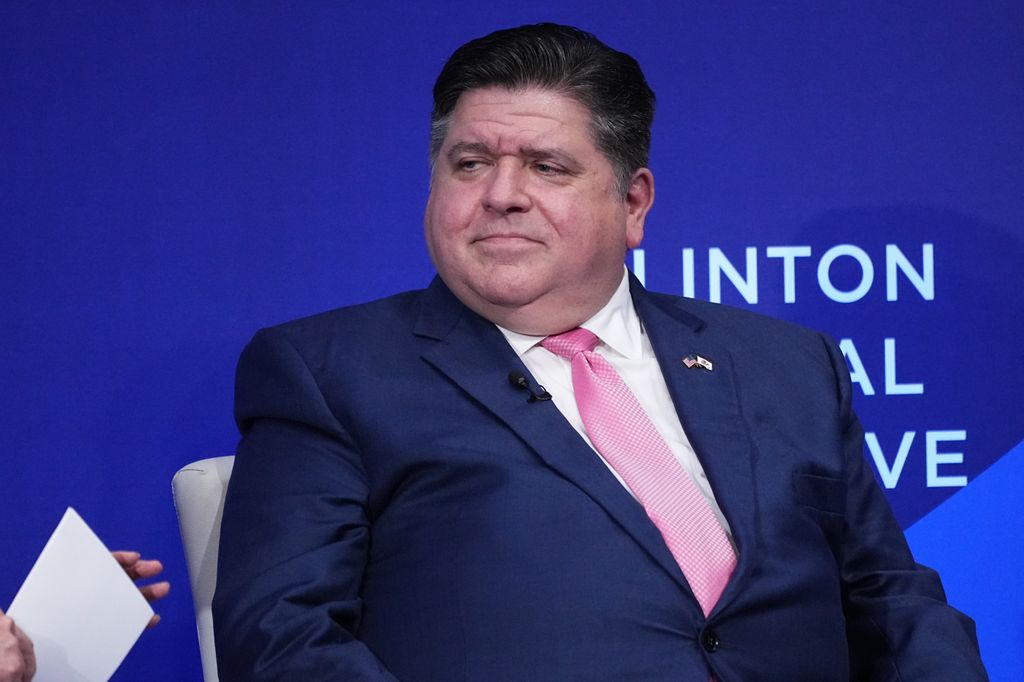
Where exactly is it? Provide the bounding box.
[443,86,597,149]
[451,86,591,122]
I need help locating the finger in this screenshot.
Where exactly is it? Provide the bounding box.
[112,551,143,580]
[131,559,164,580]
[13,621,35,680]
[0,631,27,680]
[0,622,17,655]
[20,637,36,680]
[138,580,171,603]
[111,550,141,567]
[145,613,162,630]
[0,613,15,639]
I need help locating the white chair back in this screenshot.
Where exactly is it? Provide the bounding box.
[172,455,234,682]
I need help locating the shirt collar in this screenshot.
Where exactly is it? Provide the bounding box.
[498,268,643,360]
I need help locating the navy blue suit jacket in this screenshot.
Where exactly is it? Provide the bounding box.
[213,276,986,681]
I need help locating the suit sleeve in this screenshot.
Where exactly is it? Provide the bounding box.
[823,334,989,681]
[212,328,399,681]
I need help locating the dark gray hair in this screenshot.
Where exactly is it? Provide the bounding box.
[430,23,656,196]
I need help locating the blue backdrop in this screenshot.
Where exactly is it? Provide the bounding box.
[2,3,1021,679]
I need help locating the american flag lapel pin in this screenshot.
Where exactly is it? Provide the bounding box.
[683,354,713,371]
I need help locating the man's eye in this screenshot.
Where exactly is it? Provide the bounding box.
[534,163,563,175]
[457,159,484,172]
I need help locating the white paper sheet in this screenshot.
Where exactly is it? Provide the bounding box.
[6,507,154,682]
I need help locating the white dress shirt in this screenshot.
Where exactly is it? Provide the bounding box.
[497,269,734,543]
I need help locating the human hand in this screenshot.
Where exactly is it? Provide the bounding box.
[0,608,35,682]
[111,551,170,628]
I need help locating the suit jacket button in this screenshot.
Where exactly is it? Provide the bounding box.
[701,629,720,653]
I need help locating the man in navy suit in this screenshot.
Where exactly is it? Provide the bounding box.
[213,24,987,680]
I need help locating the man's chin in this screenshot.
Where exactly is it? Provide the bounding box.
[473,287,542,311]
[450,277,545,313]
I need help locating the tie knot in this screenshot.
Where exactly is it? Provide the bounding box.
[541,327,600,359]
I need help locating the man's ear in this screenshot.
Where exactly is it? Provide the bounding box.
[624,168,654,249]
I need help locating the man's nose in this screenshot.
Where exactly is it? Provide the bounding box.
[482,160,531,214]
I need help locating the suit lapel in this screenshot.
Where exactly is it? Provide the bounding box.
[413,278,695,596]
[632,281,759,614]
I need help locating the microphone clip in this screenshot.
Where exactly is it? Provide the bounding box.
[508,371,552,403]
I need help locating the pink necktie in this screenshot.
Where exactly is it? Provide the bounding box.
[542,327,736,616]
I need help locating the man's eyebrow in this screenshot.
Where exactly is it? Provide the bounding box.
[446,141,493,163]
[520,147,582,171]
[445,141,583,172]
